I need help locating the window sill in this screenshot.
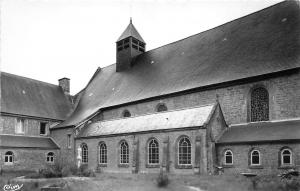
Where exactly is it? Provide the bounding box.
[146,164,160,168]
[223,164,234,168]
[249,165,263,169]
[176,165,193,169]
[278,165,295,169]
[98,164,107,167]
[4,163,13,166]
[118,164,129,168]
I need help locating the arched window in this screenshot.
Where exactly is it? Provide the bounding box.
[120,141,129,164]
[4,151,13,165]
[250,87,269,122]
[148,139,159,164]
[99,142,107,164]
[250,150,260,165]
[46,152,54,163]
[178,137,191,165]
[281,148,292,165]
[81,143,88,164]
[122,110,131,118]
[224,150,233,165]
[156,103,168,112]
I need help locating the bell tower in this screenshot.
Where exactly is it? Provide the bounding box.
[116,18,146,72]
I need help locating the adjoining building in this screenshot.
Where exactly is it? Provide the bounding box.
[0,73,73,171]
[1,0,300,175]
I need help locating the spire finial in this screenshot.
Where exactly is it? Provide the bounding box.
[130,17,132,24]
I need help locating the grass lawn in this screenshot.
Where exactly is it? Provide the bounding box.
[1,172,299,191]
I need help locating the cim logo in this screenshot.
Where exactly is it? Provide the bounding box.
[3,184,23,191]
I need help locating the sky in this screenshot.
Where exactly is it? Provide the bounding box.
[1,0,282,95]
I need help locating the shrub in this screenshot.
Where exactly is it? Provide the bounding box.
[76,165,95,177]
[156,170,169,187]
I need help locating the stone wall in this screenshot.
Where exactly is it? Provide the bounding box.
[50,127,75,165]
[97,70,300,125]
[0,115,56,136]
[75,129,208,174]
[0,148,59,172]
[216,142,300,175]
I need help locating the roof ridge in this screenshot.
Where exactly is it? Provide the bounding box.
[229,117,300,127]
[1,71,59,88]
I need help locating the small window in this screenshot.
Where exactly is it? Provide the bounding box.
[122,110,131,118]
[4,151,13,165]
[224,150,233,165]
[156,103,168,112]
[81,143,88,164]
[99,142,107,164]
[40,122,47,135]
[281,149,292,165]
[46,152,54,163]
[148,139,159,164]
[67,134,71,149]
[16,118,25,134]
[250,150,260,165]
[120,141,129,164]
[178,137,191,165]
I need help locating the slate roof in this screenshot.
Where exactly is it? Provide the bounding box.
[1,72,73,120]
[117,19,145,42]
[78,104,215,137]
[217,119,300,144]
[0,134,60,149]
[58,0,300,128]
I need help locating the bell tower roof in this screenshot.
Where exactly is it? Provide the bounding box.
[117,18,145,43]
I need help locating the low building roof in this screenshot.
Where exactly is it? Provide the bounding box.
[58,0,300,128]
[78,104,215,138]
[1,72,73,120]
[217,119,300,144]
[0,134,60,149]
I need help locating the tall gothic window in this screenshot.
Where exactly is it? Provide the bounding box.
[120,141,129,164]
[99,142,107,164]
[81,143,88,164]
[250,87,269,122]
[148,139,159,164]
[178,137,191,165]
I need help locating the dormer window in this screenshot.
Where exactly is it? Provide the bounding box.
[122,109,131,118]
[156,103,168,112]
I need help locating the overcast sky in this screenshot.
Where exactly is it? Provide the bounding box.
[1,0,282,95]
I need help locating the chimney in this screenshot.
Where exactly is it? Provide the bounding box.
[58,77,70,94]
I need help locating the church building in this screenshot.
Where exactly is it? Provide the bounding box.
[1,0,300,175]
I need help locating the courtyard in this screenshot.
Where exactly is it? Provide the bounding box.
[1,171,300,191]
